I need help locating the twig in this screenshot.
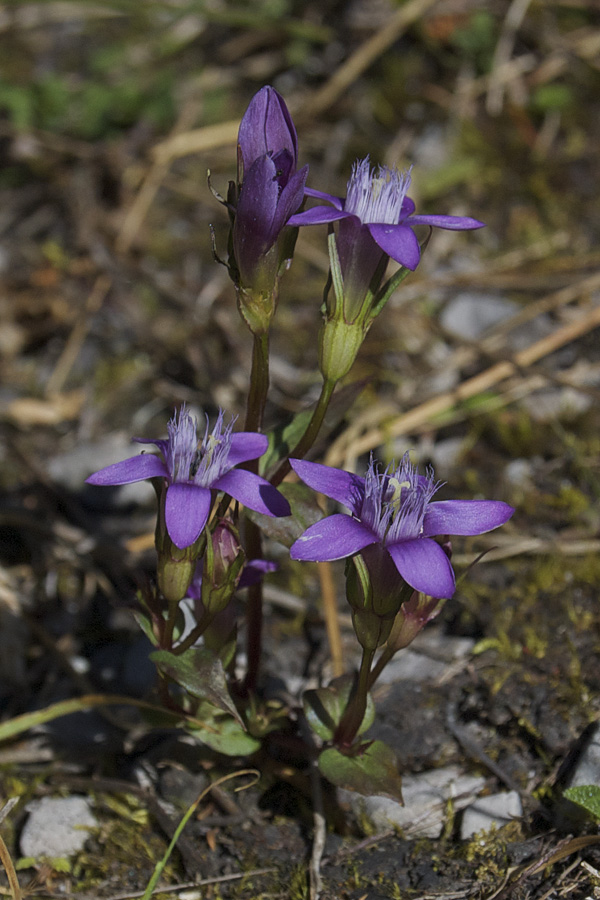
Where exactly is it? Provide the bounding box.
[103,867,277,900]
[298,714,326,900]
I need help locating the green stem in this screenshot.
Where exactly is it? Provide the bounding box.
[334,646,375,749]
[367,646,394,691]
[245,330,270,433]
[171,609,215,656]
[271,377,337,487]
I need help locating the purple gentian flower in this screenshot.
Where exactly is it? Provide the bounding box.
[289,455,513,600]
[86,407,290,550]
[233,86,308,291]
[288,157,484,273]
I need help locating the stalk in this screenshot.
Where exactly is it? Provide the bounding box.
[334,646,375,749]
[270,377,337,486]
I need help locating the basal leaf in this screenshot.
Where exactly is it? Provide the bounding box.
[303,674,375,742]
[151,648,242,726]
[318,741,403,802]
[563,784,600,820]
[188,702,261,757]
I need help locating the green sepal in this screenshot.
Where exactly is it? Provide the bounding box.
[318,740,403,802]
[303,674,375,742]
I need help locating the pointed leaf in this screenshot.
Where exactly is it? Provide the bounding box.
[563,785,600,821]
[303,674,375,742]
[318,741,403,802]
[189,702,261,756]
[260,408,314,477]
[133,610,159,647]
[151,648,242,726]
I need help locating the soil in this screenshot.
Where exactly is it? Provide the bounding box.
[1,1,600,898]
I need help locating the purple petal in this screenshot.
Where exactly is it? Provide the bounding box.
[233,155,279,276]
[423,500,514,537]
[407,214,485,230]
[228,433,268,466]
[86,453,167,486]
[367,223,421,270]
[290,459,364,515]
[134,437,168,457]
[287,206,350,227]
[290,514,376,562]
[238,86,297,172]
[387,538,456,599]
[213,469,291,518]
[165,483,212,549]
[270,165,309,237]
[239,559,277,588]
[304,187,344,210]
[401,196,416,217]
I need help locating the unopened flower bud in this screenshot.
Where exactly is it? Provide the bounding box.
[201,519,245,615]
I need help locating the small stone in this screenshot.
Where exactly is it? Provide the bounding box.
[20,796,97,858]
[460,791,522,839]
[565,722,600,788]
[341,766,485,839]
[440,293,517,340]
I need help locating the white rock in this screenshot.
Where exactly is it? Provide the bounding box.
[460,791,522,839]
[440,293,517,340]
[566,723,600,788]
[20,796,97,858]
[342,766,485,839]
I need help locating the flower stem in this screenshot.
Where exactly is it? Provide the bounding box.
[334,646,375,749]
[243,514,263,692]
[243,329,270,692]
[271,377,337,486]
[245,330,270,433]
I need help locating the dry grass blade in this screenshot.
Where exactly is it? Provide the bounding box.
[0,801,21,900]
[45,274,111,396]
[151,119,239,165]
[298,0,440,120]
[319,561,344,678]
[328,298,600,466]
[116,100,202,255]
[486,0,533,115]
[484,834,600,900]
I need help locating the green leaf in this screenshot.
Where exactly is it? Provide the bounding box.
[563,785,600,820]
[188,703,261,757]
[150,648,242,726]
[303,674,375,742]
[318,741,403,802]
[245,481,324,548]
[260,379,368,478]
[260,408,314,476]
[133,610,159,647]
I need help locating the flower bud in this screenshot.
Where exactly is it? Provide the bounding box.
[201,519,245,616]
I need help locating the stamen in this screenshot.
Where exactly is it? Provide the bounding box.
[345,157,411,225]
